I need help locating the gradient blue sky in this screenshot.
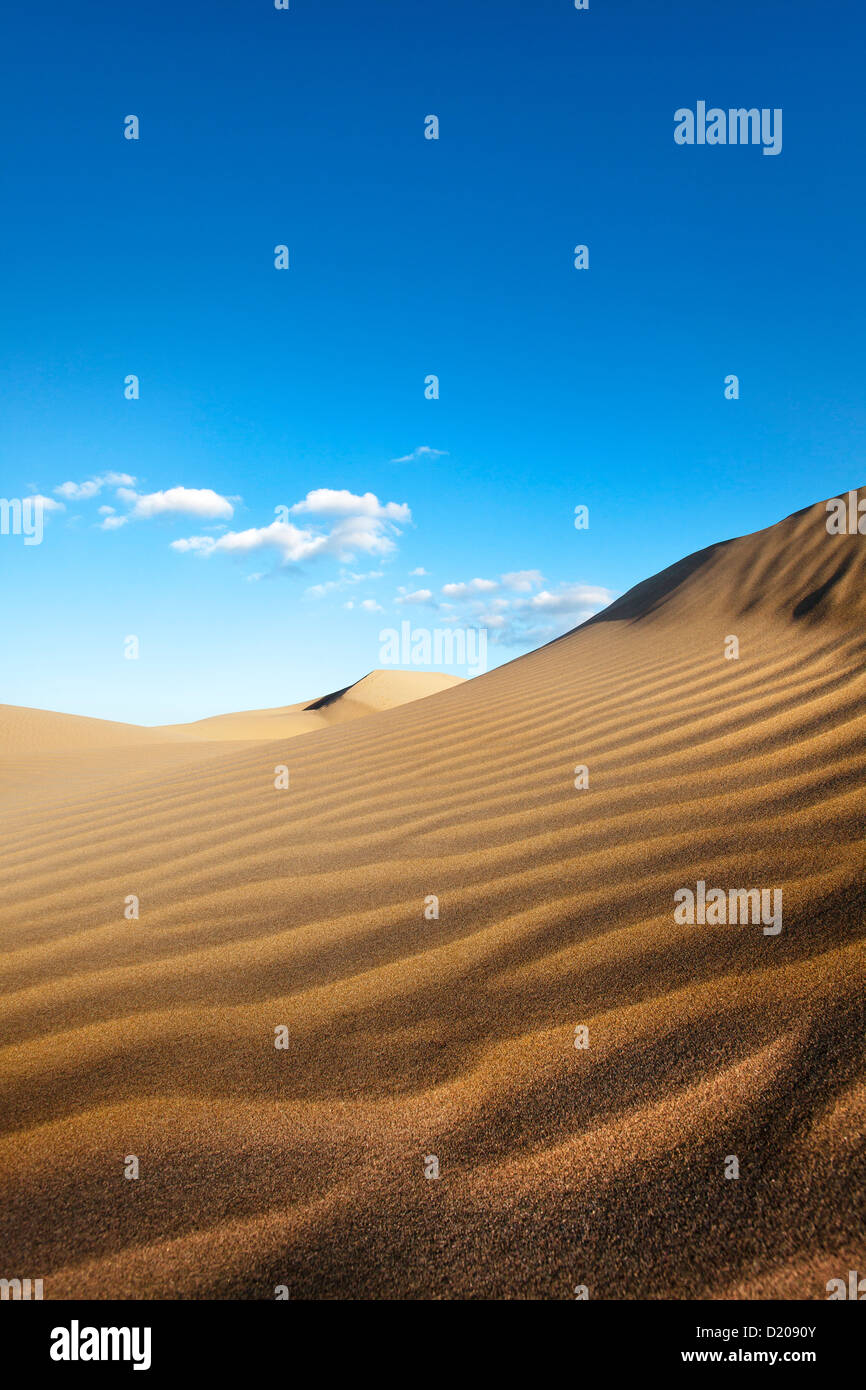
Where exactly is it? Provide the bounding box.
[1,0,863,723]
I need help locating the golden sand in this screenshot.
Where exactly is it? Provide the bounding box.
[0,495,863,1299]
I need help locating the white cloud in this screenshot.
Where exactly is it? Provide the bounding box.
[118,486,234,521]
[172,520,324,562]
[290,489,410,523]
[344,597,384,613]
[476,583,615,646]
[27,494,65,513]
[409,566,428,576]
[441,577,499,599]
[501,569,544,593]
[177,491,412,568]
[54,472,136,501]
[305,569,384,598]
[437,571,615,648]
[390,446,449,464]
[526,584,614,614]
[395,588,437,607]
[324,514,404,558]
[173,495,406,566]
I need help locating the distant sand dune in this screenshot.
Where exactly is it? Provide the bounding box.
[159,668,465,741]
[0,668,465,753]
[0,493,864,1299]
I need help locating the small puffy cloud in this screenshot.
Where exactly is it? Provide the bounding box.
[54,472,136,501]
[441,577,499,599]
[526,583,614,614]
[409,566,428,576]
[344,597,384,613]
[118,486,234,521]
[101,514,128,530]
[290,489,410,523]
[396,588,436,607]
[27,494,65,513]
[390,446,448,464]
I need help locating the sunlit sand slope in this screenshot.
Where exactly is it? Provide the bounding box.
[0,492,864,1299]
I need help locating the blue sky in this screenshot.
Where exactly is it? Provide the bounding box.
[1,0,864,723]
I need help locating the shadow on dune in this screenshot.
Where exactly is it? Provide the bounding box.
[793,556,855,619]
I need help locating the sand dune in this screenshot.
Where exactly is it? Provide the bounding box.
[0,704,163,754]
[159,669,465,742]
[0,669,465,754]
[0,491,864,1299]
[0,670,464,821]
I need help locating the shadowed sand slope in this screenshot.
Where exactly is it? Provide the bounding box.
[0,492,864,1300]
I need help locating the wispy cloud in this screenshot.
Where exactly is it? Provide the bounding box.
[435,571,615,647]
[390,446,449,464]
[305,569,384,598]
